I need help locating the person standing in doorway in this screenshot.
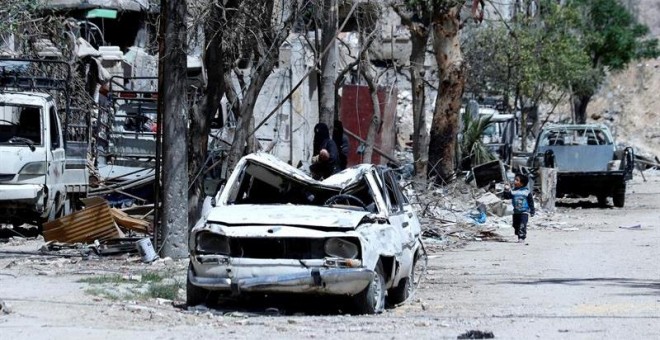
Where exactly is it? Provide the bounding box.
[503,174,535,243]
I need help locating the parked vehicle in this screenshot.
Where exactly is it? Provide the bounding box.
[0,58,90,227]
[528,124,634,207]
[187,152,425,314]
[479,108,516,164]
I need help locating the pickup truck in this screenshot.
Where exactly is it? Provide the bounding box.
[528,124,634,207]
[0,58,89,228]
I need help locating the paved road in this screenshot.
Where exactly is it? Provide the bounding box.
[0,173,658,339]
[420,172,660,339]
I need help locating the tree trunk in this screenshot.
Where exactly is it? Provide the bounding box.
[361,70,381,163]
[428,7,465,183]
[573,94,591,124]
[226,59,276,173]
[409,26,430,177]
[158,0,189,259]
[187,7,225,232]
[319,0,337,127]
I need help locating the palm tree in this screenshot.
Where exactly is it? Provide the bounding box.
[459,110,494,170]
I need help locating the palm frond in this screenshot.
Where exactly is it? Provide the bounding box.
[460,110,495,169]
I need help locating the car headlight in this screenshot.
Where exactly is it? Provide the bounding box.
[324,238,359,259]
[18,161,47,175]
[195,232,230,255]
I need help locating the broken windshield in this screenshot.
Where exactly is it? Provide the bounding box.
[0,104,42,145]
[225,159,377,212]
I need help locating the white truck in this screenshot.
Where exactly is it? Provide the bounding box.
[0,58,89,228]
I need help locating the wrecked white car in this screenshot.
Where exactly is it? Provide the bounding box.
[187,152,424,314]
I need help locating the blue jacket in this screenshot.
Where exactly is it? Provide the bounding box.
[503,186,535,215]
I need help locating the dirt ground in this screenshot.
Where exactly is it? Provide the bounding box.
[1,170,658,339]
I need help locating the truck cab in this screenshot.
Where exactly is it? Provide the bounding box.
[0,92,66,225]
[0,58,89,227]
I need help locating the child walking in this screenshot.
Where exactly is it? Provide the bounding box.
[503,174,535,242]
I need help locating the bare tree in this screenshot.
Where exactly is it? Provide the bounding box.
[319,0,338,127]
[391,2,432,177]
[186,0,226,231]
[221,0,298,172]
[428,4,465,182]
[158,0,189,258]
[392,0,483,183]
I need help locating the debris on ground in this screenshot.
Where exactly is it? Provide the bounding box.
[0,299,10,314]
[619,224,642,230]
[43,197,121,243]
[457,330,495,339]
[37,196,153,259]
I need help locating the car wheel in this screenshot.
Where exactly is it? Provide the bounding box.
[186,264,211,307]
[352,262,385,314]
[387,256,418,306]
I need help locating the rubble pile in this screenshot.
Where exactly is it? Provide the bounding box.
[402,176,536,251]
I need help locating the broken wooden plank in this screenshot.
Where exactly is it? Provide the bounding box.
[110,208,151,234]
[43,197,120,243]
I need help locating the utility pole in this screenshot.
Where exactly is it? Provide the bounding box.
[319,0,338,126]
[157,0,189,259]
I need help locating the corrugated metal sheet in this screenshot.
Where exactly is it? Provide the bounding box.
[43,197,120,243]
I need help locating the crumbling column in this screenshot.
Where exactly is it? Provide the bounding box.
[539,167,557,211]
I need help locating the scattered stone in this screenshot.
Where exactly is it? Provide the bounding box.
[457,330,495,339]
[0,299,10,314]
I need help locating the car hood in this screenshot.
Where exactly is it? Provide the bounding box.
[205,204,371,230]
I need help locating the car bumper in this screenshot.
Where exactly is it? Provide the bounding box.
[0,184,45,201]
[189,257,373,295]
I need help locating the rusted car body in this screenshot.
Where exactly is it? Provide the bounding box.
[528,124,634,207]
[187,152,423,314]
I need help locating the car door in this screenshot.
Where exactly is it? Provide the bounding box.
[379,169,418,277]
[47,106,66,210]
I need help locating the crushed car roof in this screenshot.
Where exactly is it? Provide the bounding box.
[241,152,372,189]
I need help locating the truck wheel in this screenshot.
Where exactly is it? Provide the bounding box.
[613,192,625,208]
[352,262,385,314]
[613,185,626,208]
[597,195,608,207]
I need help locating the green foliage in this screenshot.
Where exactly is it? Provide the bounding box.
[141,272,164,283]
[575,0,658,71]
[464,0,657,108]
[460,109,495,169]
[81,272,182,301]
[146,282,181,300]
[464,0,593,104]
[78,275,125,284]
